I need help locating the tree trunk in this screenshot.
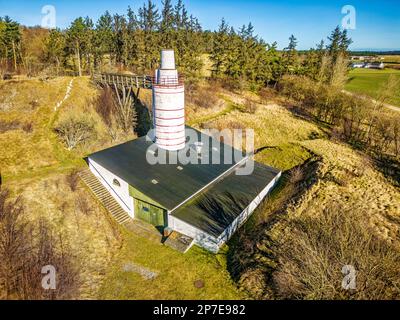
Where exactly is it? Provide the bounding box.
[12,41,17,72]
[76,43,82,77]
[56,57,60,76]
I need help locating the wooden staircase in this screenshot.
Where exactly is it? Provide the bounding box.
[79,170,132,225]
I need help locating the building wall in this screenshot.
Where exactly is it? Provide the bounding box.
[88,158,134,217]
[168,215,220,253]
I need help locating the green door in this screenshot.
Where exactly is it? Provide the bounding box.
[135,200,166,227]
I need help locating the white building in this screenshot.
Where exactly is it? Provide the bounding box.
[88,50,281,253]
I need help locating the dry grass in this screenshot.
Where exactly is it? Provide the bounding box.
[2,76,399,300]
[231,138,400,299]
[274,204,400,300]
[0,77,134,181]
[298,139,400,241]
[197,87,400,300]
[1,77,243,300]
[7,173,121,299]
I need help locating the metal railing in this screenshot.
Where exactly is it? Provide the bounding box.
[93,73,153,89]
[93,73,185,89]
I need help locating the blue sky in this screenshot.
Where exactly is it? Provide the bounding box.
[0,0,399,50]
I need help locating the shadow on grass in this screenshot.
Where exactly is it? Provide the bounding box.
[225,156,322,287]
[134,98,152,137]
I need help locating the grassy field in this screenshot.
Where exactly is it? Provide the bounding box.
[346,68,400,106]
[0,77,244,300]
[1,77,399,299]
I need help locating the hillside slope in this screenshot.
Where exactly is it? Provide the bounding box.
[1,78,399,299]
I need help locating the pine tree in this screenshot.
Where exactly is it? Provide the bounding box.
[160,0,175,49]
[2,16,21,71]
[327,26,343,62]
[140,0,160,71]
[95,11,114,68]
[66,17,93,76]
[283,34,299,75]
[339,29,353,53]
[210,18,230,77]
[45,29,66,74]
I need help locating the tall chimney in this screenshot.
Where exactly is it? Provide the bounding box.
[152,49,186,151]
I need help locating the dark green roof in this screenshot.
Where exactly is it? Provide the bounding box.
[171,161,280,238]
[89,128,246,211]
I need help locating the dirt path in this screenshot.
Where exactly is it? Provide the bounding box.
[55,78,74,111]
[343,90,400,113]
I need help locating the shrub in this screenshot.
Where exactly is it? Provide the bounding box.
[258,87,276,104]
[75,194,93,216]
[0,120,21,133]
[273,204,400,300]
[22,122,34,133]
[0,190,78,300]
[279,75,400,157]
[54,114,96,151]
[66,170,80,192]
[244,98,258,114]
[96,86,115,128]
[186,82,219,110]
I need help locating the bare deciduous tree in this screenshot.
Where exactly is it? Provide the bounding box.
[113,84,137,134]
[55,114,96,150]
[0,190,29,299]
[0,190,79,300]
[96,86,119,141]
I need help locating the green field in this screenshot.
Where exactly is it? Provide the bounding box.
[345,68,400,106]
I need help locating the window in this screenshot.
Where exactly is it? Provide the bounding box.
[113,179,121,187]
[142,207,150,212]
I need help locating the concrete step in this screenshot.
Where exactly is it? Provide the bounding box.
[79,170,132,226]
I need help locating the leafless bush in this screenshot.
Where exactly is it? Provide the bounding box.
[0,190,79,300]
[258,87,276,104]
[219,77,247,93]
[0,189,29,299]
[96,86,114,127]
[96,86,119,140]
[244,98,258,114]
[113,85,137,134]
[22,122,34,133]
[187,82,219,110]
[289,166,304,184]
[21,219,79,300]
[0,120,21,133]
[273,204,400,300]
[54,114,96,151]
[279,75,400,157]
[75,194,93,216]
[66,171,80,192]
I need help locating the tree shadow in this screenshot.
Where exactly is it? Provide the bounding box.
[225,157,322,285]
[134,97,152,137]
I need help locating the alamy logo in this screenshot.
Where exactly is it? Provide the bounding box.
[146,128,255,176]
[41,5,57,29]
[341,5,356,30]
[41,265,57,290]
[341,265,356,290]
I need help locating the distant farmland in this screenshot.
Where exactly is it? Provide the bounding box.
[345,68,400,106]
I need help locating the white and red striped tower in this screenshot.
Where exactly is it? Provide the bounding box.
[152,49,186,151]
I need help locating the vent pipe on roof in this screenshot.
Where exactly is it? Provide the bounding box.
[152,49,186,151]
